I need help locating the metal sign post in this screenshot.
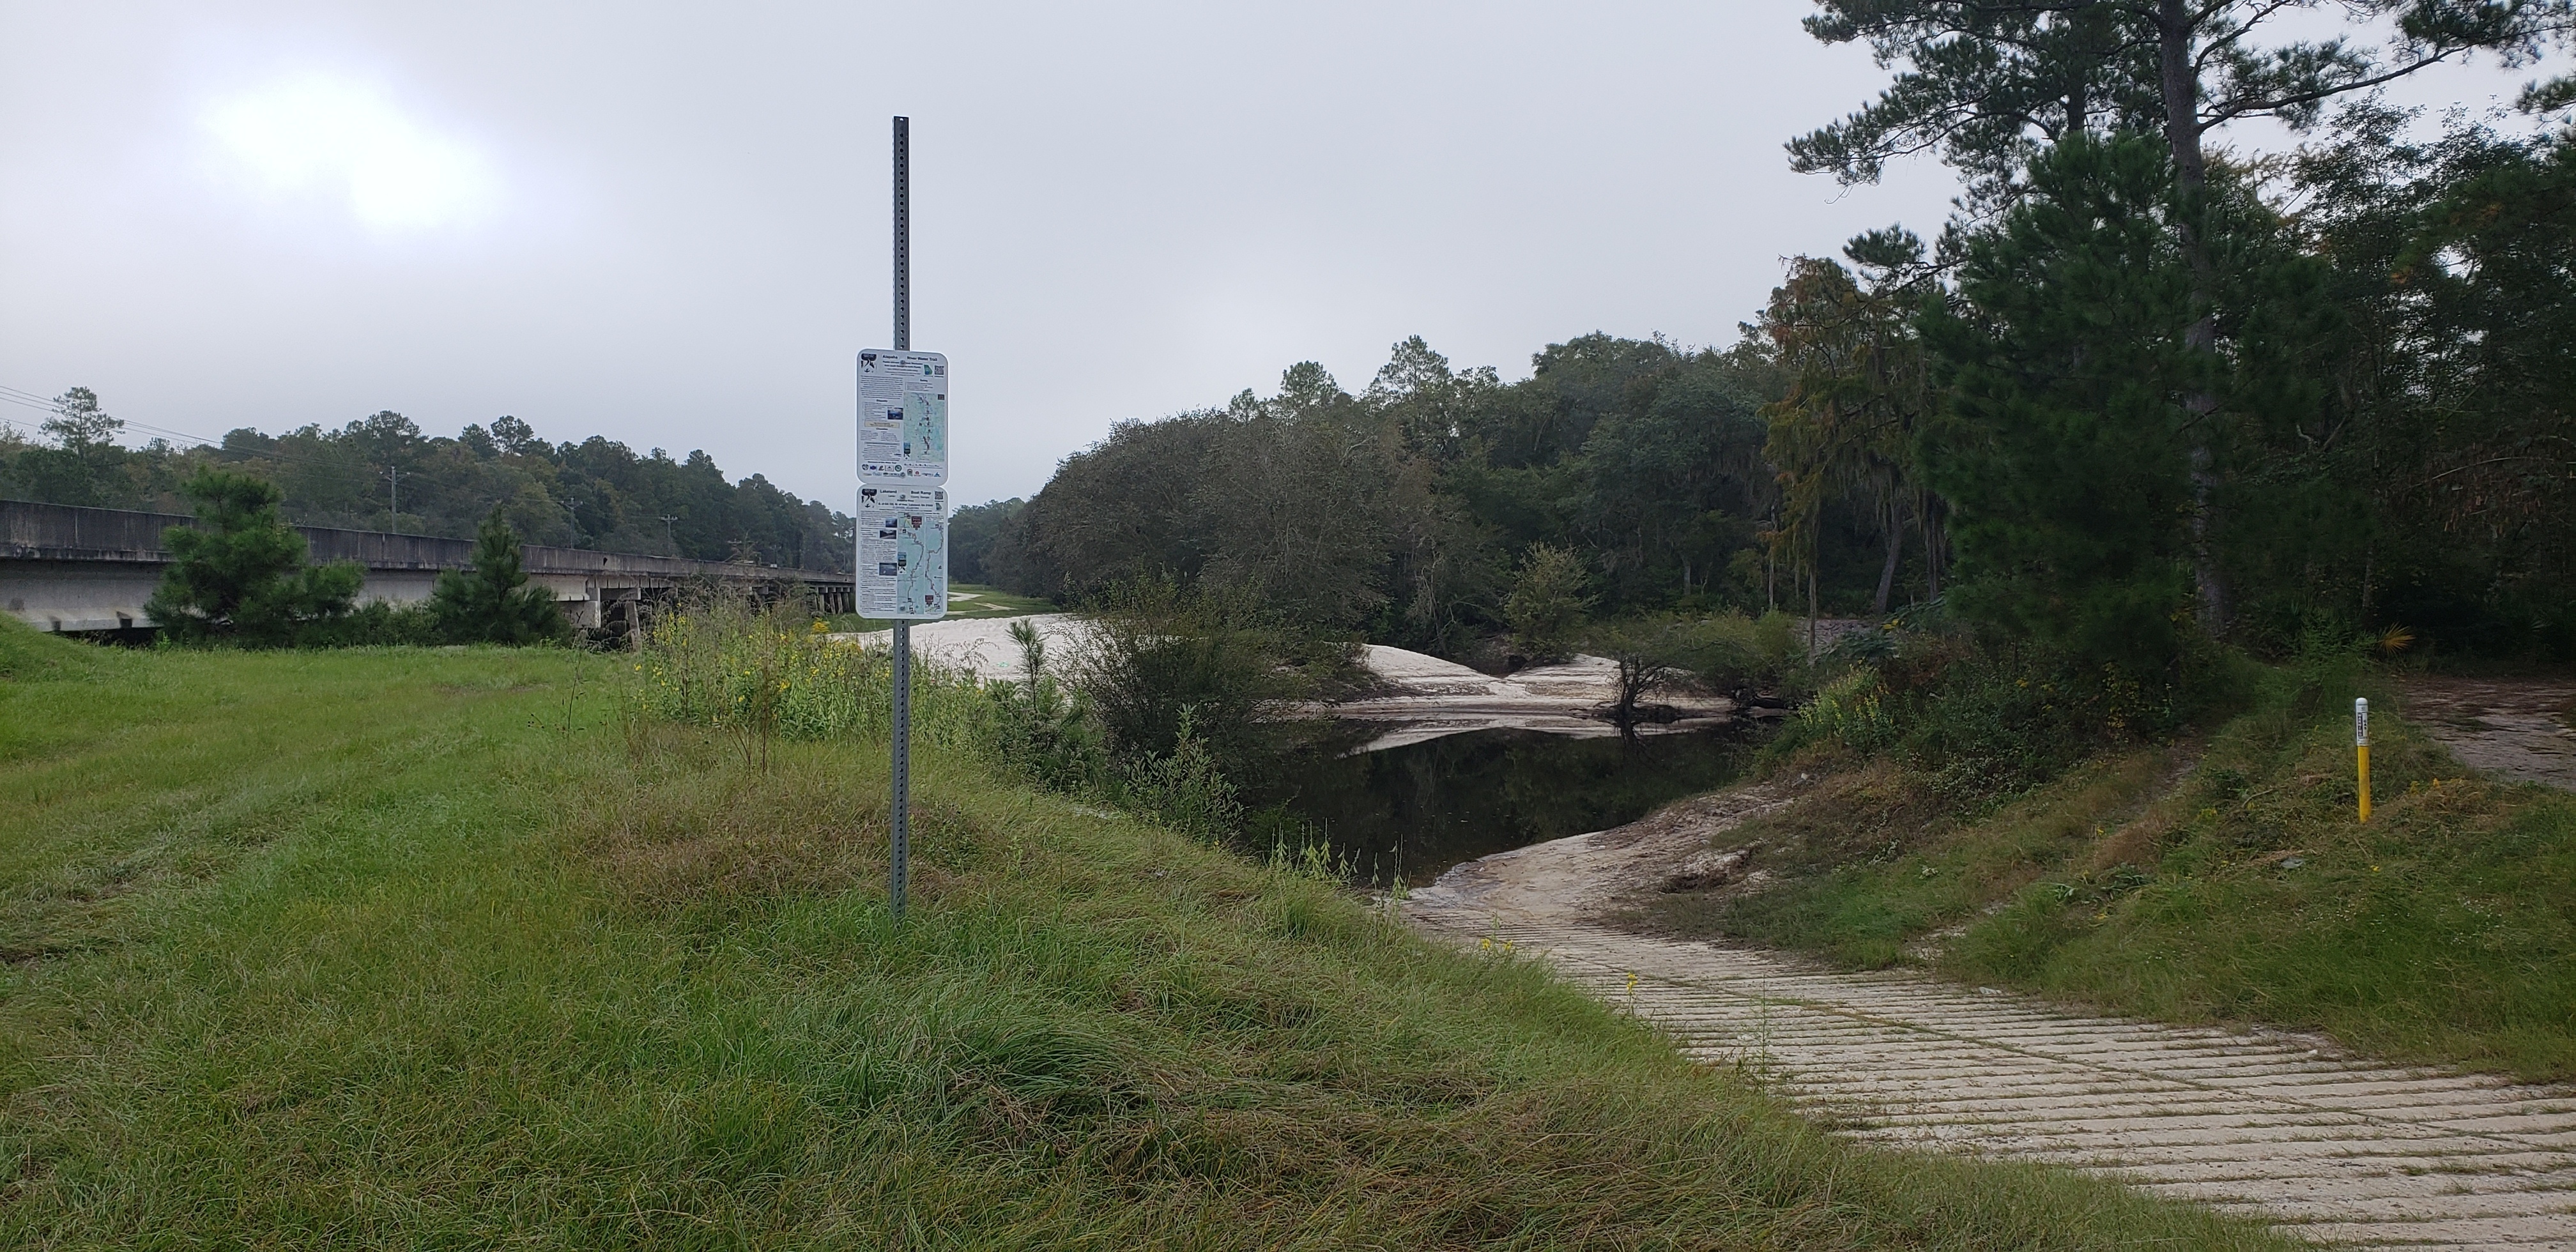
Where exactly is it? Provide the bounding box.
[891,115,908,921]
[863,116,949,919]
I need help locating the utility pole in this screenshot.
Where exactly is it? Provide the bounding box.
[381,466,406,526]
[659,514,680,554]
[560,498,582,548]
[889,114,912,922]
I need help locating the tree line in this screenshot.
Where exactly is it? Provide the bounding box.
[969,336,1791,660]
[1,402,854,572]
[974,1,2576,673]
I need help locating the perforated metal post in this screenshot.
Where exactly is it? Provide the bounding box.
[889,115,911,919]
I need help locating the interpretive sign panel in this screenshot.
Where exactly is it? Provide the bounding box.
[857,347,949,621]
[857,484,948,619]
[856,349,949,485]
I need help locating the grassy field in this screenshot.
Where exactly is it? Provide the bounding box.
[1641,671,2576,1082]
[0,619,2289,1248]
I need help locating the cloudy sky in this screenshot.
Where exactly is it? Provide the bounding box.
[0,3,2557,509]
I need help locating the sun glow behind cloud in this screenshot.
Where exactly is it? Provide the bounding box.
[201,73,500,233]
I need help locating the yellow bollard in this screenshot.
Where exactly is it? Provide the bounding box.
[2355,698,2371,823]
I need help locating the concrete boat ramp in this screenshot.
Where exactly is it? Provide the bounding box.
[1407,804,2576,1249]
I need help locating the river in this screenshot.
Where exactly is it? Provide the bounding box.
[1240,724,1755,887]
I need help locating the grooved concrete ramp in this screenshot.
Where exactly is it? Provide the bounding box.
[1403,795,2576,1249]
[1419,920,2576,1248]
[2398,677,2576,793]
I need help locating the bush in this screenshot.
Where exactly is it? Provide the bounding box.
[1115,706,1243,837]
[628,600,1241,839]
[298,600,443,648]
[1505,544,1593,660]
[630,599,985,762]
[1583,616,1710,727]
[1694,609,1809,699]
[1772,625,2239,799]
[1066,577,1310,772]
[1798,668,1902,756]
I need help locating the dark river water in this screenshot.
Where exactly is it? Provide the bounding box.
[1240,725,1754,887]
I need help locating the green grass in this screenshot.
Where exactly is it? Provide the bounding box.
[0,620,2290,1248]
[1643,671,2576,1082]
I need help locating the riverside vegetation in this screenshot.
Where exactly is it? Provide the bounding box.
[1636,633,2576,1083]
[0,614,2292,1248]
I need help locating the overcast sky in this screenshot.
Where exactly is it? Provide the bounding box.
[1,3,2559,509]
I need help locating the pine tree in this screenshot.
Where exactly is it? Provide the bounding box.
[427,515,570,645]
[1921,136,2208,672]
[146,468,363,646]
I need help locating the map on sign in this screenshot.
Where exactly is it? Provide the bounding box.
[857,349,948,484]
[903,389,947,466]
[857,485,947,620]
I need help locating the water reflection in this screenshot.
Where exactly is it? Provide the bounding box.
[1241,725,1752,886]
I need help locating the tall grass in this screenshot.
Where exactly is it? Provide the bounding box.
[629,600,988,756]
[628,600,1240,841]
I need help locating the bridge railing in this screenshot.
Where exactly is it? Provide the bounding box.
[4,500,849,586]
[2,500,190,561]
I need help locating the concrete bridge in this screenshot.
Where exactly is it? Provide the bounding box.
[2,499,854,636]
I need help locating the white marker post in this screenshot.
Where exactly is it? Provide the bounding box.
[2355,697,2371,823]
[864,116,949,920]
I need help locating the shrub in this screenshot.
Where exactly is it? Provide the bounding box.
[629,599,985,761]
[1692,609,1809,699]
[1772,625,2238,799]
[1583,616,1709,727]
[1798,668,1902,755]
[1504,544,1593,660]
[1115,706,1243,837]
[1065,576,1308,772]
[300,600,442,647]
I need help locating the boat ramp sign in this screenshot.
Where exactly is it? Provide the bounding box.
[857,349,948,620]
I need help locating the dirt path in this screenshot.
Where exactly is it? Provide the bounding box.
[1405,799,2576,1249]
[2398,676,2576,793]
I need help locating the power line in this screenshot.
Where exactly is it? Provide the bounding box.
[0,383,362,471]
[0,386,227,447]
